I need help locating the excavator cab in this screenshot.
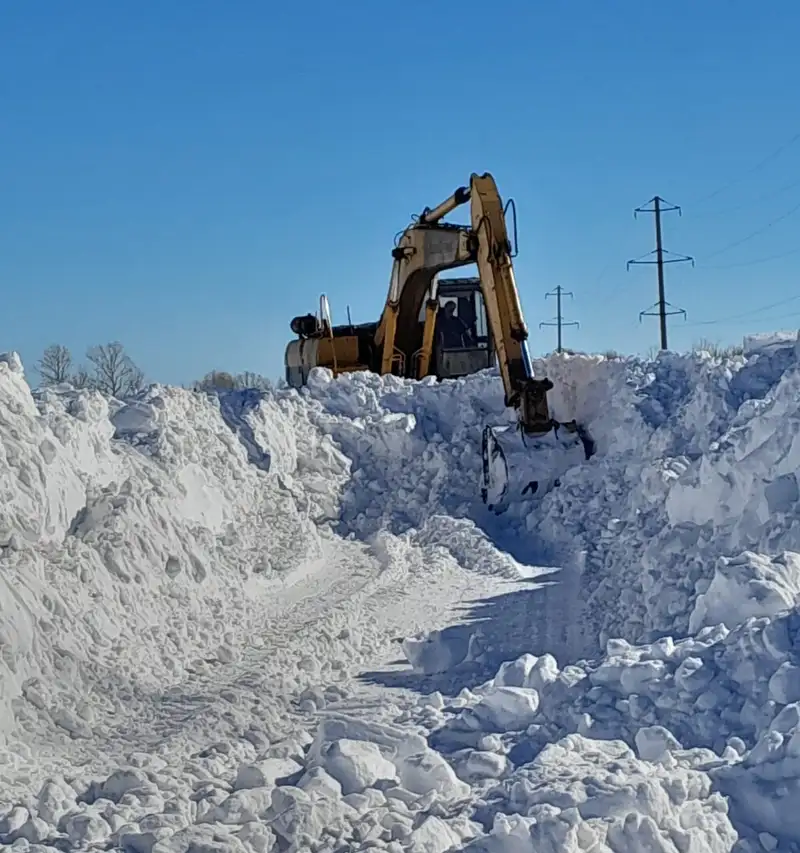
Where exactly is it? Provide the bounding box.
[430,278,495,380]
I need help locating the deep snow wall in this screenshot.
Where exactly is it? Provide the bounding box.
[6,334,800,848]
[532,338,800,651]
[290,335,800,657]
[0,354,335,748]
[3,332,800,753]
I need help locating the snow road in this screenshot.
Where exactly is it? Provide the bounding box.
[4,334,800,851]
[2,533,552,797]
[2,522,573,852]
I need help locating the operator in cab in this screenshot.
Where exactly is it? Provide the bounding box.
[436,300,473,348]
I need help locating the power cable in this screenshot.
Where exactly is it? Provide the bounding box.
[684,294,800,328]
[729,309,800,326]
[691,176,800,219]
[700,198,800,262]
[689,130,800,208]
[690,308,800,330]
[704,246,800,270]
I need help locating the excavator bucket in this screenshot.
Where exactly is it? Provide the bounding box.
[481,421,594,513]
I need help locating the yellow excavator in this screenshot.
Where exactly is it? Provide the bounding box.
[285,172,594,509]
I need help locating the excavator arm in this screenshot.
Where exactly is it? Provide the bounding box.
[468,173,557,435]
[377,172,560,436]
[374,210,474,380]
[375,172,593,509]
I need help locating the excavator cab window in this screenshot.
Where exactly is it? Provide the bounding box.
[473,292,489,347]
[435,288,489,350]
[433,279,494,379]
[436,299,473,348]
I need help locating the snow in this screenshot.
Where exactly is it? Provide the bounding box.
[4,332,800,849]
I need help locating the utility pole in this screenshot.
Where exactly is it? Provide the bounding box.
[539,286,579,353]
[627,196,694,351]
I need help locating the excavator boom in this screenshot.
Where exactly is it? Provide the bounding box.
[468,173,559,434]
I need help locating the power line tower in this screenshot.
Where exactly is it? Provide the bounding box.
[539,286,579,353]
[627,196,694,351]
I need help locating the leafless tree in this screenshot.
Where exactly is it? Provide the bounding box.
[86,342,145,398]
[193,370,273,393]
[194,370,237,392]
[235,371,272,390]
[36,344,73,385]
[70,367,93,390]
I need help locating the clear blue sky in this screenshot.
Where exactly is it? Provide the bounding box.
[2,0,800,386]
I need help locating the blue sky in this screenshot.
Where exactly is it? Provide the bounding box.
[2,0,800,386]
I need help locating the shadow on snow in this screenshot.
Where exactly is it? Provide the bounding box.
[357,565,585,699]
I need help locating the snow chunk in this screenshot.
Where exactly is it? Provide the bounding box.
[233,757,302,791]
[469,733,736,853]
[396,748,470,801]
[318,739,398,795]
[634,725,683,762]
[463,750,509,780]
[402,628,473,674]
[743,330,799,355]
[470,686,540,732]
[407,814,463,852]
[0,351,24,375]
[690,551,800,632]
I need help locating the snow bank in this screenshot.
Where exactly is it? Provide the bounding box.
[0,358,332,754]
[5,330,800,849]
[291,339,800,656]
[464,734,736,853]
[743,330,799,355]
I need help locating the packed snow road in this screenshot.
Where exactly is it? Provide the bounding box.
[2,530,546,800]
[5,333,800,850]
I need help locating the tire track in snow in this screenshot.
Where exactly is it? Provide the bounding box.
[4,532,489,797]
[5,520,546,805]
[4,536,380,796]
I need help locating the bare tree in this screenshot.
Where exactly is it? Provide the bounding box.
[193,370,274,393]
[86,342,145,398]
[36,344,73,385]
[236,371,272,391]
[70,366,93,390]
[194,370,237,392]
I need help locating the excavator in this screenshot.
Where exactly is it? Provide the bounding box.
[285,172,594,509]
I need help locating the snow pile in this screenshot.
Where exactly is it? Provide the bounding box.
[286,337,800,655]
[0,719,481,853]
[518,340,800,653]
[743,331,799,355]
[465,734,736,853]
[5,328,800,850]
[417,600,800,846]
[0,356,334,754]
[690,552,800,633]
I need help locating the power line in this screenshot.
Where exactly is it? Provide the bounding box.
[539,286,578,353]
[684,294,800,328]
[727,309,800,327]
[688,308,800,331]
[690,176,800,220]
[627,196,694,350]
[701,197,800,262]
[586,131,800,312]
[689,130,800,208]
[704,245,800,270]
